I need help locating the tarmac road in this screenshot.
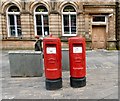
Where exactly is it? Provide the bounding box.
[1,50,119,100]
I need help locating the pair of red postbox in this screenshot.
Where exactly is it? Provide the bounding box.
[43,37,86,90]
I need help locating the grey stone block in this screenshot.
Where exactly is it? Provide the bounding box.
[62,48,69,71]
[9,50,43,77]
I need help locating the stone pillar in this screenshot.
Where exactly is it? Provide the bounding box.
[84,13,92,49]
[29,14,34,38]
[77,13,85,36]
[84,14,89,35]
[1,14,7,39]
[21,12,34,39]
[49,13,60,37]
[107,10,116,50]
[49,1,61,37]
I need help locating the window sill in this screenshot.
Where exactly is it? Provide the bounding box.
[92,23,106,26]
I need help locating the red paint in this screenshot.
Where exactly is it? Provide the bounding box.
[68,37,86,78]
[43,37,62,79]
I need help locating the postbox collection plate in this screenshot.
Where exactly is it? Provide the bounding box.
[73,46,82,53]
[46,47,56,54]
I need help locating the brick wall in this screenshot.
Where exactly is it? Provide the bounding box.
[21,13,34,38]
[49,14,61,37]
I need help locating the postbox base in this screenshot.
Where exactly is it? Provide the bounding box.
[70,77,86,88]
[45,78,62,90]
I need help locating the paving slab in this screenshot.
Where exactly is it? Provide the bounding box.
[1,50,119,100]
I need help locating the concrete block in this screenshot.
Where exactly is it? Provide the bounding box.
[9,51,43,77]
[62,48,69,71]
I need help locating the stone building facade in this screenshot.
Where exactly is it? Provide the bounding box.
[0,0,117,50]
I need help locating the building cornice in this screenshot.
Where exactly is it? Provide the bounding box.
[83,4,116,8]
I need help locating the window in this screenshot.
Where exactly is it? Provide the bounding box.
[7,6,21,37]
[93,16,105,22]
[92,15,106,24]
[62,5,77,36]
[34,5,49,37]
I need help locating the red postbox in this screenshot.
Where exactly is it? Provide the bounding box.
[43,37,62,90]
[68,37,86,88]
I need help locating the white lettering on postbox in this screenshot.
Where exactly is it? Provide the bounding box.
[47,47,56,54]
[73,47,82,53]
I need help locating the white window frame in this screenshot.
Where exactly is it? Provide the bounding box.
[62,11,77,36]
[6,5,21,37]
[34,6,48,37]
[92,15,107,25]
[7,11,20,37]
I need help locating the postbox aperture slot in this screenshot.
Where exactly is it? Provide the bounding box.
[46,44,56,54]
[73,44,82,53]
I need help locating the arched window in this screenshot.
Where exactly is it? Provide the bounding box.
[7,5,21,37]
[34,5,49,37]
[62,5,77,36]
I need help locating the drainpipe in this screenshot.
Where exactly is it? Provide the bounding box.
[116,0,119,50]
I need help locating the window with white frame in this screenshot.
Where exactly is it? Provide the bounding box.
[7,6,21,37]
[34,5,49,37]
[92,15,107,25]
[62,5,77,36]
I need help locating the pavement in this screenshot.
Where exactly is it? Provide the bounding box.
[0,50,119,100]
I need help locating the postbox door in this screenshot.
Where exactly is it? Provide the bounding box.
[45,44,61,79]
[71,44,85,77]
[46,45,57,67]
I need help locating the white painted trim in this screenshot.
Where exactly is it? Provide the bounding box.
[41,15,44,37]
[6,5,21,37]
[7,13,10,37]
[7,14,20,37]
[7,12,20,15]
[62,14,77,36]
[62,14,64,36]
[92,23,106,25]
[61,4,77,14]
[14,15,18,37]
[34,14,49,37]
[34,5,38,36]
[35,12,48,15]
[34,5,48,37]
[7,13,20,37]
[62,12,77,15]
[69,14,71,35]
[106,16,108,33]
[62,5,77,36]
[34,14,37,36]
[92,15,107,25]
